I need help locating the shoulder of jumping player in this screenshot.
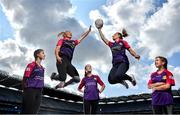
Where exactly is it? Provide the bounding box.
[73,39,80,46]
[108,40,113,47]
[56,39,64,46]
[122,40,131,49]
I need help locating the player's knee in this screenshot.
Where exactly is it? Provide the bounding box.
[114,74,124,81]
[108,77,116,84]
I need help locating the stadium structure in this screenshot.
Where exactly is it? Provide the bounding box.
[0,70,180,114]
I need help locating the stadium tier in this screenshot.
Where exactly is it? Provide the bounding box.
[0,70,180,114]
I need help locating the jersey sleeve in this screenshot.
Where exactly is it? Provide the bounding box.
[148,79,153,85]
[56,39,64,46]
[96,75,105,86]
[108,41,113,47]
[23,63,35,78]
[148,73,153,85]
[123,40,131,49]
[78,78,85,89]
[74,39,80,46]
[166,71,175,86]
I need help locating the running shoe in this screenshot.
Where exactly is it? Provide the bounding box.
[55,81,65,89]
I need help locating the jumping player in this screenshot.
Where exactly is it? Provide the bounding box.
[78,64,105,114]
[97,28,140,88]
[51,26,91,89]
[22,49,45,114]
[148,56,175,114]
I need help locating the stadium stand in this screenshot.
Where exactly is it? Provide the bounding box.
[0,70,180,114]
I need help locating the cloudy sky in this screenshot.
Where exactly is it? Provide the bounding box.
[0,0,180,97]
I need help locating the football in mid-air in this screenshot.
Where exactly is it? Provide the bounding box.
[95,19,103,29]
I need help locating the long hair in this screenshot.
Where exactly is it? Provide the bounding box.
[57,31,72,38]
[84,65,88,77]
[156,56,168,69]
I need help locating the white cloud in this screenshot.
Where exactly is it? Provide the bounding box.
[85,60,111,74]
[139,0,180,59]
[90,0,180,59]
[89,9,106,23]
[0,0,179,97]
[0,38,34,75]
[169,65,180,89]
[103,0,154,35]
[0,0,79,86]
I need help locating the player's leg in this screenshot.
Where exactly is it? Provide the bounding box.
[115,62,136,86]
[64,63,80,87]
[108,65,129,88]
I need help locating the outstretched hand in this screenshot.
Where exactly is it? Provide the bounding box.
[78,25,92,43]
[135,55,140,60]
[88,25,92,32]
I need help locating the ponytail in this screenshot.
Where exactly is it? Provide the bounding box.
[57,32,65,38]
[118,28,128,39]
[122,28,128,37]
